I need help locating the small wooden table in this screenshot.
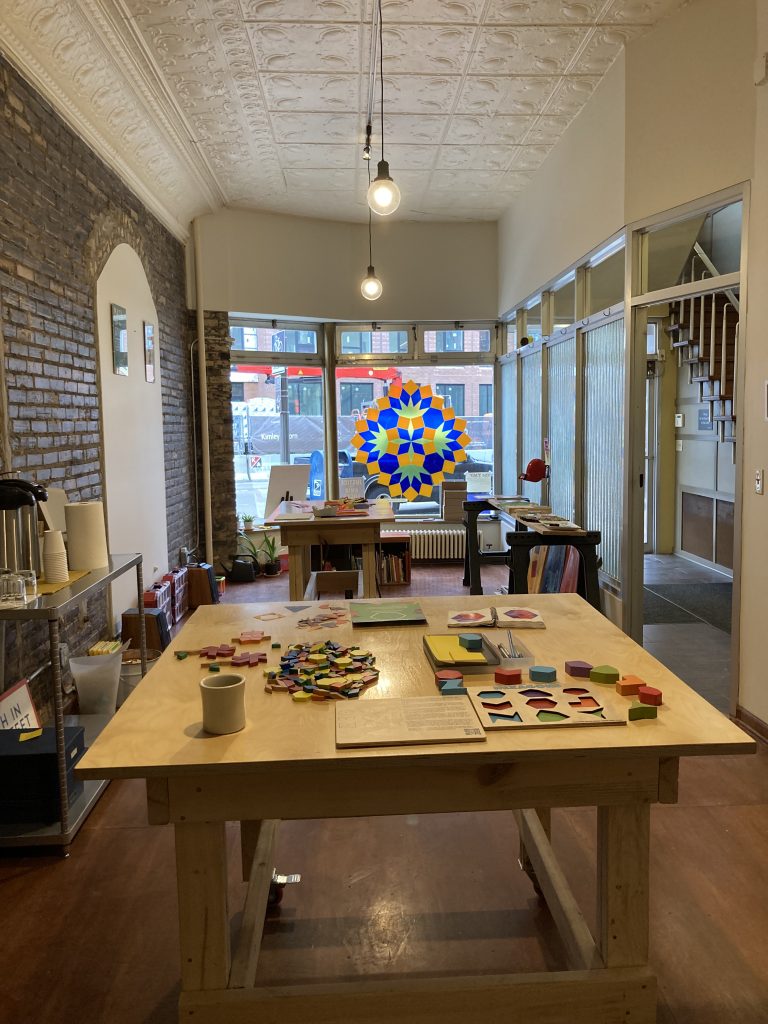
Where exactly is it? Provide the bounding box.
[78,595,753,1024]
[265,500,395,600]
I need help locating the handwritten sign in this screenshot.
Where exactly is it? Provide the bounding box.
[0,679,40,730]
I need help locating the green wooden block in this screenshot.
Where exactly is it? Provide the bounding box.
[628,700,657,721]
[175,651,188,660]
[271,642,281,649]
[590,664,620,685]
[208,663,220,673]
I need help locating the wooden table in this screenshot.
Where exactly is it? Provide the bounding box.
[78,595,754,1024]
[265,500,394,600]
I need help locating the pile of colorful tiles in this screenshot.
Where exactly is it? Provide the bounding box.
[265,640,379,703]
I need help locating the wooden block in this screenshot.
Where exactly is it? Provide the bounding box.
[435,668,464,690]
[590,664,620,685]
[628,701,657,720]
[565,660,592,678]
[440,683,468,696]
[458,632,483,651]
[495,667,522,685]
[638,685,663,706]
[616,675,643,696]
[233,631,270,645]
[200,644,236,660]
[310,692,327,702]
[529,665,557,683]
[291,691,311,703]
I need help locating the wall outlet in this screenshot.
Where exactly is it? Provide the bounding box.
[674,413,684,428]
[756,469,764,495]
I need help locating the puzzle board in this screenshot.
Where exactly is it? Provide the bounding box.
[335,696,486,748]
[467,684,626,730]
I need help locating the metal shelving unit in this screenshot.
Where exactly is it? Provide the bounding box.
[0,554,147,851]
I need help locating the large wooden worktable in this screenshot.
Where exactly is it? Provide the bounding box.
[78,595,754,1024]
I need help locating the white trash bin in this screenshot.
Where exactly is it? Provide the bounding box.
[70,651,123,716]
[118,648,161,707]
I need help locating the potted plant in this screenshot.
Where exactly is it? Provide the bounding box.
[233,531,263,577]
[260,533,281,576]
[241,512,256,533]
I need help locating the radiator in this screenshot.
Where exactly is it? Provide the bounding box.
[405,528,466,562]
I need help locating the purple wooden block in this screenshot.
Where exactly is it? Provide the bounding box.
[565,660,593,678]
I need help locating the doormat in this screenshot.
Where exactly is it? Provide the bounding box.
[643,588,697,625]
[645,583,732,634]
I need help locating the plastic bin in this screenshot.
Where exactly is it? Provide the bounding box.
[70,651,123,716]
[118,648,161,706]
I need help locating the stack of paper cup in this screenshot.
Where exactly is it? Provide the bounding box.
[43,530,69,583]
[64,501,109,570]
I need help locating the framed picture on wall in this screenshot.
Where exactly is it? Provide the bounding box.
[111,304,128,376]
[143,322,155,383]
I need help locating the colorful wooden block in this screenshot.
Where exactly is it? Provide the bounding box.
[271,642,281,649]
[233,631,270,645]
[459,633,483,651]
[590,664,619,685]
[628,700,657,720]
[441,683,468,695]
[435,668,464,690]
[310,691,327,701]
[230,651,268,668]
[208,663,220,672]
[529,666,557,683]
[565,660,593,678]
[175,651,188,661]
[291,691,312,702]
[495,667,523,685]
[616,675,643,696]
[638,685,663,706]
[199,644,236,660]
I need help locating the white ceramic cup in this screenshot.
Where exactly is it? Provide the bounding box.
[200,673,246,735]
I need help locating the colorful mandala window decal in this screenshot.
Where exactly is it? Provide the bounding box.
[350,380,472,501]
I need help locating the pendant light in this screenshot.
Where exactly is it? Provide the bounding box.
[367,0,400,216]
[361,164,382,301]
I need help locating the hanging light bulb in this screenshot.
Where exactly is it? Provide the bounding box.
[367,159,400,216]
[367,0,400,216]
[361,265,382,301]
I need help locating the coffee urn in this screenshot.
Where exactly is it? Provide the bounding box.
[0,479,48,576]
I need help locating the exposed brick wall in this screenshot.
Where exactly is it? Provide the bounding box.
[200,311,237,567]
[0,55,195,718]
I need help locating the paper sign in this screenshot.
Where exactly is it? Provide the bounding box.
[0,679,41,731]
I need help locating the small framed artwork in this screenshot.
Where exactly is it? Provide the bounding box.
[111,303,128,376]
[144,322,155,383]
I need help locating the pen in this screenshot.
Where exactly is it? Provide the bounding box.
[507,628,519,658]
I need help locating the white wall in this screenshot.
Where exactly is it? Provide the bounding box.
[498,54,626,314]
[193,207,498,321]
[96,244,168,625]
[738,3,768,725]
[624,0,755,225]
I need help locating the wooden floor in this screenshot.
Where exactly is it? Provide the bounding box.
[1,563,766,1024]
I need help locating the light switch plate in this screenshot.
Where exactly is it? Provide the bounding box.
[675,440,683,452]
[674,413,684,428]
[756,469,764,495]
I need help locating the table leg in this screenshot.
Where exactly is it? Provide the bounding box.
[597,803,650,967]
[175,821,230,991]
[519,807,551,894]
[463,508,483,594]
[361,541,377,598]
[287,545,305,601]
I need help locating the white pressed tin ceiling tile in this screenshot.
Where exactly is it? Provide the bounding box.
[485,0,605,23]
[457,76,558,115]
[379,0,487,22]
[471,26,587,75]
[435,145,512,170]
[245,23,361,71]
[240,0,362,20]
[278,143,359,167]
[270,112,359,142]
[499,170,535,190]
[372,24,476,74]
[490,114,541,144]
[444,114,536,145]
[379,114,446,144]
[525,114,571,145]
[545,75,600,114]
[571,25,643,73]
[283,168,358,189]
[382,75,462,114]
[430,169,513,190]
[384,143,438,169]
[602,0,691,24]
[508,143,552,169]
[261,73,360,110]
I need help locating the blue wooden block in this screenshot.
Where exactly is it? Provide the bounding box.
[529,665,557,683]
[458,632,483,651]
[441,683,468,696]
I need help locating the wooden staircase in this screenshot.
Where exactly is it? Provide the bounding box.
[667,258,739,443]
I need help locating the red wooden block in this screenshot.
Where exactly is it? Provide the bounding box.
[230,651,267,667]
[435,669,464,690]
[616,675,644,696]
[233,630,270,645]
[495,667,522,685]
[638,685,662,706]
[199,644,236,660]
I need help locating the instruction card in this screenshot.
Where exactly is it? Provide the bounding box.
[335,696,486,748]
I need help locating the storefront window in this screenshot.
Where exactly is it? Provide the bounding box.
[424,328,491,353]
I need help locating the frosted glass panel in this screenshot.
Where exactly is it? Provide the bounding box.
[547,338,576,520]
[583,319,625,584]
[520,350,542,501]
[500,358,518,494]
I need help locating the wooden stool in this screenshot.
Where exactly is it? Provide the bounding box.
[504,531,602,612]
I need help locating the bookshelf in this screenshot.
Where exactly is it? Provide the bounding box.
[378,534,411,586]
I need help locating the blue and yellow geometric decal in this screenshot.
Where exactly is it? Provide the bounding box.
[350,380,471,502]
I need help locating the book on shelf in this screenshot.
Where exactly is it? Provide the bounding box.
[446,606,545,629]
